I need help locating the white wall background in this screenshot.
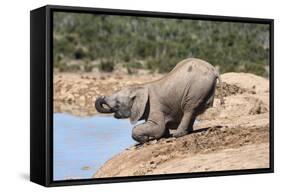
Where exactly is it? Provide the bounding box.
[0,0,279,191]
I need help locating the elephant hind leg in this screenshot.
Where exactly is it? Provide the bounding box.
[132,120,167,143]
[172,112,195,138]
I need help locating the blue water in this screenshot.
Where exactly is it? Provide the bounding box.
[53,113,136,181]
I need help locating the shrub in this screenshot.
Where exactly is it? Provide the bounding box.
[124,61,143,74]
[98,60,115,72]
[74,47,86,60]
[53,12,270,76]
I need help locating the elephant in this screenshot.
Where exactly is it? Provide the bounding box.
[95,58,224,143]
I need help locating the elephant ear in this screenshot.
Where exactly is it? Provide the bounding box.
[130,87,149,124]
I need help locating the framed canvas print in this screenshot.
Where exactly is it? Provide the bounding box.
[30,5,274,187]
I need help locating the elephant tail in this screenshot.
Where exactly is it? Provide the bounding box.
[215,71,225,105]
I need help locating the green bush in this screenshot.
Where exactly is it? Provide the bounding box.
[124,61,143,74]
[74,47,86,60]
[98,60,115,72]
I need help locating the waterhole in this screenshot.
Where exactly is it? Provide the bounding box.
[53,113,136,180]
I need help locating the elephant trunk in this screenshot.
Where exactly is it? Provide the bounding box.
[95,96,113,113]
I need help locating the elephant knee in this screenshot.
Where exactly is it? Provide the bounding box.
[131,127,139,141]
[132,126,149,143]
[132,121,168,143]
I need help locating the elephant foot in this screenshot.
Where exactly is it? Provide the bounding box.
[132,134,154,144]
[172,130,190,138]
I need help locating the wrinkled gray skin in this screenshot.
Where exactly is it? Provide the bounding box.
[95,58,224,143]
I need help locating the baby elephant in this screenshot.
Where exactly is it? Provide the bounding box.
[95,58,224,143]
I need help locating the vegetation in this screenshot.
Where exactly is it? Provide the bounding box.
[53,12,270,76]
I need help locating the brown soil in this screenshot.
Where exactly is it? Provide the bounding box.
[53,71,270,177]
[94,121,269,177]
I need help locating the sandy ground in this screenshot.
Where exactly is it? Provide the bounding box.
[53,71,270,177]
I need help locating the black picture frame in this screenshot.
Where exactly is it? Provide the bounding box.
[30,4,274,187]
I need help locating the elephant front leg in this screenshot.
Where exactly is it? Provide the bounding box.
[172,112,195,138]
[132,120,167,144]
